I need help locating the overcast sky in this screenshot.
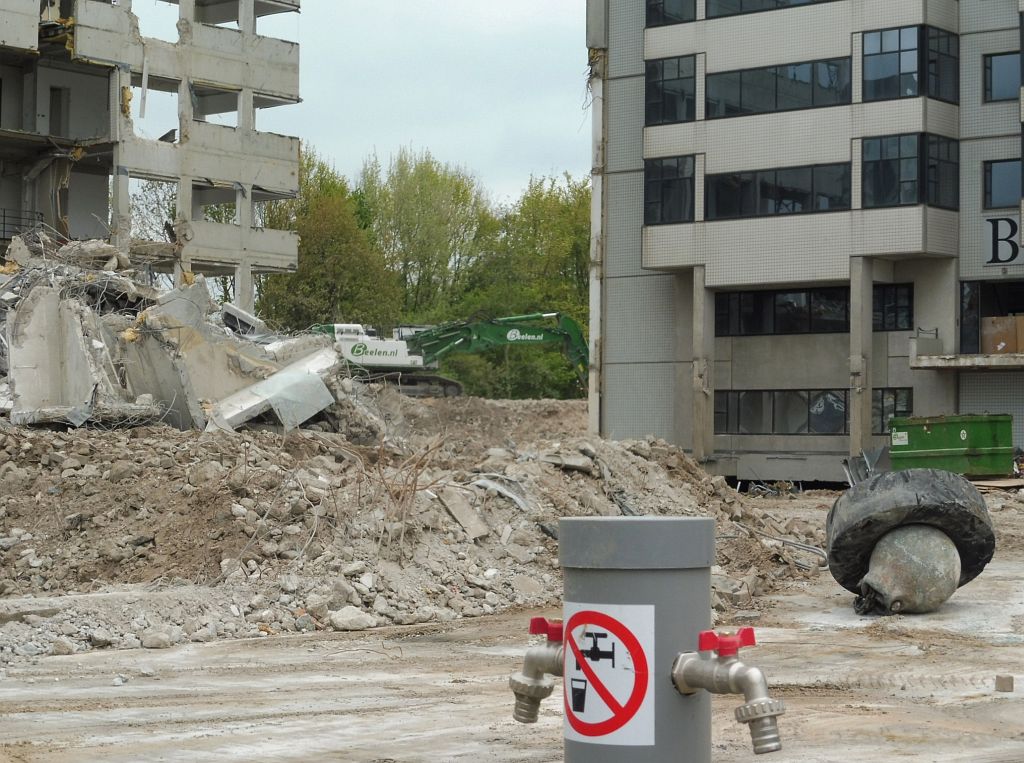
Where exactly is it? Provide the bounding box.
[132,0,592,205]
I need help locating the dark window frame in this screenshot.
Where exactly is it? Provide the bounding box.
[646,55,697,126]
[862,133,959,211]
[862,25,959,105]
[926,134,959,210]
[872,283,914,331]
[715,287,851,337]
[983,51,1020,102]
[983,159,1022,209]
[706,162,851,221]
[646,0,696,28]
[714,388,850,436]
[926,27,959,104]
[644,156,696,226]
[872,387,913,435]
[706,0,843,21]
[706,57,852,120]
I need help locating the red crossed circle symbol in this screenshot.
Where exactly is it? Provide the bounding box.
[563,610,649,737]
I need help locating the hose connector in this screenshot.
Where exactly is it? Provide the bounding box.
[672,627,785,755]
[510,617,564,724]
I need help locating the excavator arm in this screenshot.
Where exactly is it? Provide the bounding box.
[405,313,589,385]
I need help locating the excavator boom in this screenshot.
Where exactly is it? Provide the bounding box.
[405,313,589,385]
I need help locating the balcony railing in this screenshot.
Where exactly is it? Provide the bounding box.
[0,209,43,241]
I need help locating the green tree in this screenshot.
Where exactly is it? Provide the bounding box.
[455,174,590,318]
[257,146,349,232]
[256,146,400,329]
[440,174,591,399]
[358,147,494,319]
[257,193,400,330]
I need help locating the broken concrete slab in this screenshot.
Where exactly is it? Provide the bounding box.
[135,277,286,429]
[438,488,490,540]
[7,284,163,427]
[55,240,129,271]
[205,348,341,433]
[6,237,32,267]
[221,303,269,336]
[540,452,595,475]
[471,478,531,512]
[329,606,376,632]
[0,607,61,625]
[262,334,334,365]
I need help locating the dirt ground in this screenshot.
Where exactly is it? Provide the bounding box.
[0,396,1020,761]
[0,495,1018,762]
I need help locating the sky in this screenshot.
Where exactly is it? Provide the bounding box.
[131,0,593,205]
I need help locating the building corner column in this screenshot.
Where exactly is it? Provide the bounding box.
[585,0,607,437]
[849,256,874,457]
[692,266,715,462]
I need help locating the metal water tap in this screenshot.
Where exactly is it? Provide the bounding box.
[671,627,785,755]
[509,617,564,723]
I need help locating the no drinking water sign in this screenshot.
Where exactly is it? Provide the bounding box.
[562,602,655,746]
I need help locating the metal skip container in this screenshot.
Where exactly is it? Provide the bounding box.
[888,414,1014,477]
[559,517,715,763]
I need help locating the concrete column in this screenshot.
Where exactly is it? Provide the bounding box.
[240,0,256,35]
[177,0,196,23]
[21,68,37,133]
[692,265,715,462]
[238,89,255,132]
[173,177,193,286]
[234,184,255,310]
[109,69,132,252]
[849,256,874,456]
[110,162,131,252]
[234,262,254,311]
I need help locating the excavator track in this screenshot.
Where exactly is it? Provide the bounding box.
[349,370,463,398]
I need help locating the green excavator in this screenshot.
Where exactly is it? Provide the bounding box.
[313,312,589,397]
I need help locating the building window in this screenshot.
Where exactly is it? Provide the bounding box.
[715,287,850,336]
[706,0,839,20]
[863,26,958,104]
[862,134,958,210]
[646,56,696,126]
[644,156,695,225]
[872,388,913,435]
[984,160,1021,209]
[984,52,1020,102]
[927,27,959,103]
[646,0,695,27]
[960,282,981,354]
[706,58,851,119]
[706,163,850,220]
[926,135,959,210]
[863,135,918,208]
[863,27,920,101]
[873,284,914,331]
[715,389,849,435]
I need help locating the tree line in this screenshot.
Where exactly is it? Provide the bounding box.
[255,146,591,399]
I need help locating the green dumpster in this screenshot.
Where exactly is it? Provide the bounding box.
[888,414,1014,477]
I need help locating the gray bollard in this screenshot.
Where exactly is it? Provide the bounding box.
[558,517,714,763]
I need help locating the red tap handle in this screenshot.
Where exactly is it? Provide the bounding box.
[529,617,564,643]
[698,627,756,658]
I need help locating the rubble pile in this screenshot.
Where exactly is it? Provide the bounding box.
[0,392,829,662]
[0,232,343,433]
[0,235,832,662]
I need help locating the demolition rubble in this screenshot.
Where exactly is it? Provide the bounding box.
[2,232,339,432]
[0,235,827,662]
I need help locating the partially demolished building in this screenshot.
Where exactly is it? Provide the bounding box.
[589,0,1024,482]
[0,0,301,310]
